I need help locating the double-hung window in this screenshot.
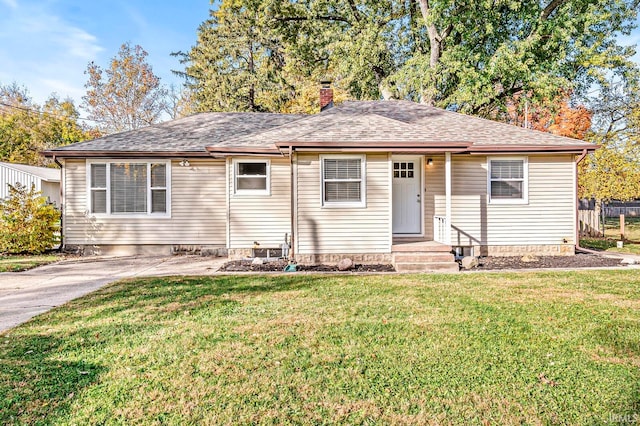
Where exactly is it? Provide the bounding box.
[88,161,170,215]
[488,157,528,204]
[234,160,270,195]
[321,155,366,207]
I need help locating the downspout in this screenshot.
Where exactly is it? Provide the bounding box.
[575,149,588,251]
[53,155,64,251]
[288,145,295,260]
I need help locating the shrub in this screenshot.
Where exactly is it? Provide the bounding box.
[0,183,60,254]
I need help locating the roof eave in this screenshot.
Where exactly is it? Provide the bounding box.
[468,144,599,154]
[43,150,212,159]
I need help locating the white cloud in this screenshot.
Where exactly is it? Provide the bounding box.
[0,0,17,10]
[0,1,102,105]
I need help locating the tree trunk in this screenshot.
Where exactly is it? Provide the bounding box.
[416,0,446,106]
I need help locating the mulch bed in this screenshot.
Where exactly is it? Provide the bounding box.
[475,253,624,270]
[219,252,627,273]
[219,259,395,272]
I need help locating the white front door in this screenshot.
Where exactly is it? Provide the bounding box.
[392,157,422,234]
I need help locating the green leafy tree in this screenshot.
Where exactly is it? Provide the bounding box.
[0,84,91,166]
[83,43,168,133]
[0,183,60,254]
[181,0,639,117]
[579,74,640,202]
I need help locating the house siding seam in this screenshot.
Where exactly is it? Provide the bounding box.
[296,153,391,254]
[431,154,575,247]
[228,156,291,248]
[63,159,227,245]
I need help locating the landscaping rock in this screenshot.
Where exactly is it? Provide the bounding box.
[621,257,637,265]
[251,258,265,265]
[461,256,479,270]
[521,254,539,263]
[337,258,354,271]
[218,260,395,272]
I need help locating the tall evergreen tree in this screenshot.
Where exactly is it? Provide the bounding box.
[177,0,293,112]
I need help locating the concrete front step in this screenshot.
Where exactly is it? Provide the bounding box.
[395,262,460,273]
[391,242,452,252]
[393,252,455,263]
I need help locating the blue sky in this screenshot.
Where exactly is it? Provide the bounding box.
[0,0,211,106]
[0,0,639,110]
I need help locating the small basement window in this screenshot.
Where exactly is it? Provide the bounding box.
[234,160,270,195]
[488,157,528,204]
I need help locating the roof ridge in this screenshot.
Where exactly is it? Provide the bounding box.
[337,100,591,144]
[215,112,330,146]
[416,104,588,144]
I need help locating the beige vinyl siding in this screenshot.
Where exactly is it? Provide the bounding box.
[41,181,60,206]
[431,154,575,246]
[296,153,391,254]
[63,159,226,245]
[228,157,291,248]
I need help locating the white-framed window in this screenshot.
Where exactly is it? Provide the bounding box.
[321,155,366,207]
[488,156,528,204]
[87,160,171,216]
[233,159,270,195]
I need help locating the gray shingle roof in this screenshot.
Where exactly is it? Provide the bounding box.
[49,112,305,154]
[214,110,443,148]
[322,101,590,146]
[46,100,595,157]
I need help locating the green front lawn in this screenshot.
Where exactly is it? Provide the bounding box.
[606,216,640,241]
[0,254,59,272]
[2,272,639,424]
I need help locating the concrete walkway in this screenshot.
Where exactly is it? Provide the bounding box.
[0,255,226,333]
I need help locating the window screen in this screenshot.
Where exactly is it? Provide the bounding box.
[90,164,107,214]
[110,164,147,213]
[323,157,363,204]
[88,162,169,215]
[235,162,268,192]
[490,159,525,200]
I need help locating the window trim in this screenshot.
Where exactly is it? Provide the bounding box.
[487,156,528,205]
[320,154,367,208]
[86,159,172,218]
[233,159,271,196]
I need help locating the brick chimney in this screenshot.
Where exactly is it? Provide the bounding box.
[320,80,333,112]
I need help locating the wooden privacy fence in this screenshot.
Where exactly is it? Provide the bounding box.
[578,199,602,237]
[578,209,602,237]
[603,206,640,217]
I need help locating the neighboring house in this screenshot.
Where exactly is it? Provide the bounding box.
[0,162,60,206]
[44,90,597,271]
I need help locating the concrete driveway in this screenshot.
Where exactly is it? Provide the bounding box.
[0,255,227,333]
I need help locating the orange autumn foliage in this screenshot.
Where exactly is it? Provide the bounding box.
[530,101,592,140]
[508,94,592,140]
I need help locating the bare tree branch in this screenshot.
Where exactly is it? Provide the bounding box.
[540,0,568,21]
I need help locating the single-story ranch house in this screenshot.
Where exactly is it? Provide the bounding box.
[44,89,597,272]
